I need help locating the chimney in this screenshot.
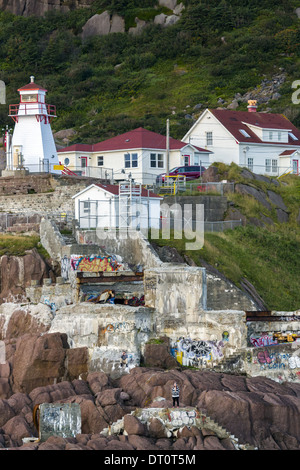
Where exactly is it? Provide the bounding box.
[247,100,257,112]
[30,76,35,83]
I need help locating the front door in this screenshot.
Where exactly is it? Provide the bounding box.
[81,156,87,176]
[183,155,190,166]
[292,159,299,175]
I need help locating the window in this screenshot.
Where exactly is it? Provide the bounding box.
[272,159,278,173]
[278,132,281,141]
[269,131,273,141]
[150,153,164,168]
[22,94,37,102]
[247,157,253,171]
[97,156,104,166]
[64,158,69,166]
[194,153,201,165]
[239,129,251,138]
[289,132,298,141]
[265,159,271,172]
[206,132,213,146]
[83,201,90,214]
[124,153,138,168]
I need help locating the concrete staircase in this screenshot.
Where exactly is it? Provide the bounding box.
[101,406,257,450]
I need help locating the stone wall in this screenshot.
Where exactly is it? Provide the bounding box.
[0,174,97,214]
[163,195,228,222]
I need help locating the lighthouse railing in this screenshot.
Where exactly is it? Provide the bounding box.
[9,103,56,117]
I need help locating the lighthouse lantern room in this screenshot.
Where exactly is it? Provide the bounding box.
[7,76,61,174]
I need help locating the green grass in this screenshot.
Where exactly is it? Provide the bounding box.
[0,234,50,258]
[150,225,300,311]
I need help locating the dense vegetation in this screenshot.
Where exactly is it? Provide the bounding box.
[0,1,299,310]
[0,0,300,142]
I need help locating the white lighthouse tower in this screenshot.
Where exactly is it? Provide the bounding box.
[7,76,61,174]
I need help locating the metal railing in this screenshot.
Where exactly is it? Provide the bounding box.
[0,211,74,232]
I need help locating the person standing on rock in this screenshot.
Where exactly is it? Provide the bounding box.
[172,382,180,407]
[120,351,128,368]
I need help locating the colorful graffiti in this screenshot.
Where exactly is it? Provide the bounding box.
[171,337,225,367]
[250,334,278,348]
[254,349,300,371]
[70,254,123,273]
[250,332,300,347]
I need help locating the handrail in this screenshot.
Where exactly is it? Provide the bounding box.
[9,103,56,116]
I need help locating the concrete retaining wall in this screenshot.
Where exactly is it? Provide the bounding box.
[76,229,163,269]
[144,264,207,323]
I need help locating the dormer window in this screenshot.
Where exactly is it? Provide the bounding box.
[21,94,37,102]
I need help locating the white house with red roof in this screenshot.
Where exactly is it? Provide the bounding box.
[8,76,60,173]
[58,127,211,184]
[72,182,163,230]
[182,102,300,176]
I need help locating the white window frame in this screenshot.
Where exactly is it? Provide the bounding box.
[97,156,104,166]
[124,153,138,168]
[272,159,278,173]
[247,157,254,171]
[265,158,271,172]
[206,131,213,146]
[150,152,164,169]
[83,201,90,214]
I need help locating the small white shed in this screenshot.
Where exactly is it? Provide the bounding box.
[72,182,163,230]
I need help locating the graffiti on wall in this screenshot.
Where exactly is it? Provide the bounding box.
[70,254,123,273]
[254,349,300,372]
[61,255,70,280]
[171,337,226,367]
[250,334,278,348]
[250,332,300,347]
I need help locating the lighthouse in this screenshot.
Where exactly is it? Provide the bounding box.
[7,76,61,174]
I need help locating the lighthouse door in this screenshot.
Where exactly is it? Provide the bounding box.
[43,159,50,173]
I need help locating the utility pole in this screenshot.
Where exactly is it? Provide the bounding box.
[166,118,170,177]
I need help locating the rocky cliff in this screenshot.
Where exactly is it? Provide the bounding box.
[0,0,93,16]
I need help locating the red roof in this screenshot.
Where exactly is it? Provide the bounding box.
[95,183,162,198]
[209,109,300,146]
[58,127,210,153]
[18,82,47,92]
[279,149,298,156]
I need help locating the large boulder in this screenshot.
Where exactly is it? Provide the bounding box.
[143,337,180,369]
[0,249,55,303]
[11,332,88,394]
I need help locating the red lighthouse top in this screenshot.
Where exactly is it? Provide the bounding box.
[18,76,47,93]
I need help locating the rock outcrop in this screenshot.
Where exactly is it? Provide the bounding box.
[0,249,55,303]
[0,0,94,17]
[0,365,299,450]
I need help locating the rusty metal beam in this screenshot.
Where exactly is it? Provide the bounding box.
[76,272,144,284]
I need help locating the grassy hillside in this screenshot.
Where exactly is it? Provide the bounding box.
[0,0,300,142]
[150,166,300,311]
